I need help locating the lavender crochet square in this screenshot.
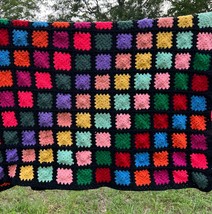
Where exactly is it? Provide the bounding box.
[116,34,132,49]
[22,131,36,146]
[137,18,153,28]
[6,149,18,163]
[95,54,111,70]
[75,74,91,90]
[0,167,4,180]
[56,93,71,109]
[38,112,53,127]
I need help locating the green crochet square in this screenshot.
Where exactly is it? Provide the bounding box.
[95,151,112,165]
[76,131,92,148]
[0,152,3,163]
[176,31,193,49]
[134,73,152,90]
[94,113,111,129]
[57,150,73,165]
[95,33,112,51]
[37,166,53,182]
[3,131,19,145]
[0,19,9,25]
[75,54,91,71]
[135,114,150,130]
[156,52,172,69]
[198,11,212,28]
[117,20,133,29]
[55,74,71,90]
[37,93,53,109]
[193,53,211,71]
[115,133,131,149]
[174,73,189,90]
[20,112,35,127]
[114,94,130,110]
[77,169,92,185]
[154,93,169,110]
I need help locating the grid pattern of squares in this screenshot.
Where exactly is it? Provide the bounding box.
[0,11,212,191]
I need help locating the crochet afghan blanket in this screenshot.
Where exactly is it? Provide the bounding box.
[0,11,212,192]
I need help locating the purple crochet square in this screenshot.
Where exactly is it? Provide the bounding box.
[56,93,71,109]
[75,74,91,90]
[6,149,18,163]
[95,54,111,70]
[0,91,15,107]
[0,167,4,180]
[22,131,36,146]
[116,34,132,49]
[38,112,53,127]
[137,18,153,29]
[16,71,31,87]
[33,50,50,69]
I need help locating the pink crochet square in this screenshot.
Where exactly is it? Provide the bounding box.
[76,94,91,109]
[115,113,131,130]
[22,149,36,162]
[136,32,153,49]
[115,53,131,70]
[18,91,33,108]
[53,52,71,71]
[8,165,17,178]
[157,17,174,28]
[76,151,92,166]
[35,72,52,89]
[56,168,73,185]
[95,132,111,147]
[1,111,18,127]
[95,74,110,90]
[134,93,150,110]
[57,112,72,127]
[154,73,170,90]
[73,32,91,51]
[39,130,54,146]
[197,33,212,50]
[175,53,191,70]
[173,170,188,184]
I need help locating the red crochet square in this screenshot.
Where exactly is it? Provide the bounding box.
[173,170,188,184]
[0,29,9,46]
[153,114,169,129]
[173,94,187,110]
[95,168,111,183]
[1,111,18,127]
[18,91,33,108]
[190,153,208,169]
[192,74,209,92]
[135,133,150,149]
[35,72,52,89]
[115,152,131,168]
[73,32,91,51]
[53,52,71,71]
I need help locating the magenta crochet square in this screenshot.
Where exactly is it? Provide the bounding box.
[33,50,50,69]
[53,31,69,49]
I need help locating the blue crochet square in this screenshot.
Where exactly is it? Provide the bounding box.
[12,30,28,46]
[0,50,10,66]
[154,132,168,148]
[172,114,187,130]
[32,21,49,28]
[191,96,206,111]
[134,152,150,167]
[115,170,131,186]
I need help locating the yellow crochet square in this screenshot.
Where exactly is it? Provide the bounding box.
[114,74,130,90]
[156,32,173,49]
[95,94,111,109]
[135,53,152,70]
[57,131,73,146]
[19,165,34,181]
[39,149,54,163]
[76,113,91,128]
[178,15,193,28]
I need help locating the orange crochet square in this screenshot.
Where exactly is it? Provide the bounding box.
[32,31,48,48]
[14,50,30,67]
[0,70,13,87]
[190,115,206,131]
[52,22,70,28]
[172,133,187,149]
[153,151,169,167]
[134,170,151,186]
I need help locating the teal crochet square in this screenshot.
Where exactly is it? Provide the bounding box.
[55,74,71,90]
[134,73,151,90]
[57,150,73,166]
[117,20,133,30]
[198,11,212,28]
[37,166,53,182]
[76,131,92,148]
[156,52,172,69]
[3,131,19,145]
[20,112,35,127]
[114,94,130,110]
[94,113,111,129]
[75,54,91,71]
[176,31,193,49]
[95,33,112,50]
[37,93,53,109]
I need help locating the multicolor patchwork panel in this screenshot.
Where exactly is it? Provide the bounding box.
[0,11,212,192]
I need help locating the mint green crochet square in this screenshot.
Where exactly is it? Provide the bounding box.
[37,166,53,182]
[134,73,151,90]
[56,74,71,90]
[75,54,91,71]
[156,52,172,69]
[20,112,35,127]
[115,133,131,149]
[114,94,130,110]
[95,34,112,51]
[117,21,133,29]
[37,93,53,109]
[3,131,19,145]
[94,113,111,129]
[176,31,193,49]
[193,53,211,71]
[57,150,73,165]
[77,169,92,185]
[76,131,92,148]
[135,114,150,130]
[198,11,212,28]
